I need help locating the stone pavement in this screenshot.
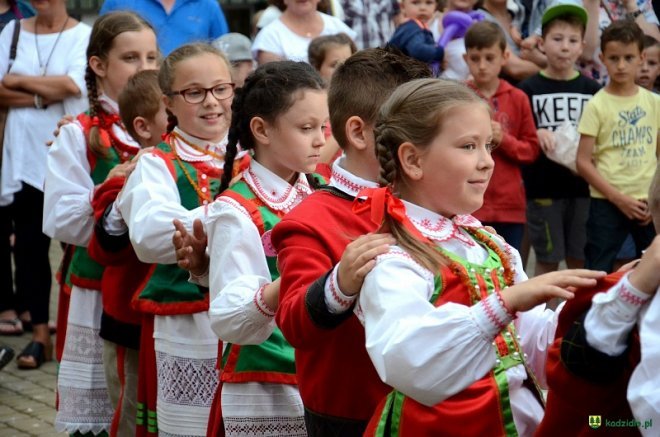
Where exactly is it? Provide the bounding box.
[0,242,62,436]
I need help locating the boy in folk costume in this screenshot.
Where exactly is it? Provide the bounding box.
[87,69,167,437]
[271,48,430,435]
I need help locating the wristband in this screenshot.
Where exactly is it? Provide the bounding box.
[626,9,643,20]
[34,94,44,109]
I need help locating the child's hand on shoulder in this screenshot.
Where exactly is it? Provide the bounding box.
[337,233,396,296]
[106,161,136,180]
[133,146,154,162]
[500,269,607,313]
[628,236,660,295]
[172,218,209,277]
[46,114,75,146]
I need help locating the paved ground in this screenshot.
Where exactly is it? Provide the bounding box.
[0,242,62,436]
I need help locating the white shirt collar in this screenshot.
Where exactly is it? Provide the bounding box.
[99,94,119,115]
[402,199,483,245]
[243,160,313,212]
[328,156,378,196]
[172,127,227,163]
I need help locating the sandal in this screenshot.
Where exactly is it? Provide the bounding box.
[16,341,52,370]
[20,319,57,335]
[0,318,24,336]
[0,346,15,370]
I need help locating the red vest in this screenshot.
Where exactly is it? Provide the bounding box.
[536,271,641,437]
[366,239,542,436]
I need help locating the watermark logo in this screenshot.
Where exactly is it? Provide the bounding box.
[589,416,602,429]
[588,416,653,430]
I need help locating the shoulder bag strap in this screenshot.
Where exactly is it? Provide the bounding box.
[7,19,21,72]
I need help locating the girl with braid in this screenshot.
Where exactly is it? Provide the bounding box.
[206,61,327,437]
[173,61,328,436]
[117,43,248,437]
[43,11,158,436]
[351,78,607,436]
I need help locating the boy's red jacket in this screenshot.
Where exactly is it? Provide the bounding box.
[470,79,540,224]
[272,188,390,423]
[88,176,151,326]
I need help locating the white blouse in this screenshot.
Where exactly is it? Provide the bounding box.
[0,20,90,205]
[43,95,139,246]
[252,12,356,63]
[207,160,313,345]
[357,200,559,436]
[117,128,227,264]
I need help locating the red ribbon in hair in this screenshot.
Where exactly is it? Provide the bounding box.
[91,113,121,128]
[352,187,428,242]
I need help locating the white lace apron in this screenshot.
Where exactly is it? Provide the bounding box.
[154,312,220,436]
[55,286,114,434]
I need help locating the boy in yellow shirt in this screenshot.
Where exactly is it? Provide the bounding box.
[577,20,660,272]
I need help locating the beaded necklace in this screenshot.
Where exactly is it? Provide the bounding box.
[441,228,515,304]
[172,130,225,161]
[169,135,215,204]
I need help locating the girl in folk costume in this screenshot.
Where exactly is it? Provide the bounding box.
[117,43,247,437]
[42,11,158,435]
[203,61,327,436]
[352,79,606,437]
[43,13,158,434]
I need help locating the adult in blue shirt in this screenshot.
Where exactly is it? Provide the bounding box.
[100,0,229,55]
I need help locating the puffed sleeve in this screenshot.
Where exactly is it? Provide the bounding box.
[42,122,95,246]
[117,152,204,264]
[207,197,276,345]
[358,248,514,407]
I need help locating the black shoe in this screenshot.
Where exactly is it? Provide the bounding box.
[0,346,15,370]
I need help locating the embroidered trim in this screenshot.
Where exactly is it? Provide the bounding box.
[223,415,307,436]
[254,284,276,317]
[482,294,508,332]
[376,248,435,281]
[495,289,515,318]
[171,129,227,163]
[329,269,353,309]
[330,168,373,196]
[172,130,226,161]
[409,214,482,246]
[619,283,648,306]
[216,196,252,221]
[243,168,312,213]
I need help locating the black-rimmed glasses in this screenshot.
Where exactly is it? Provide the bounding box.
[168,83,235,104]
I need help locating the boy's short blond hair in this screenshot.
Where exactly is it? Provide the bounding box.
[118,70,162,143]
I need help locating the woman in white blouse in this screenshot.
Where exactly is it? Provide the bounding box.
[252,0,355,65]
[0,0,89,367]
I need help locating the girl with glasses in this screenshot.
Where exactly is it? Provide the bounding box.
[118,43,248,436]
[171,61,328,436]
